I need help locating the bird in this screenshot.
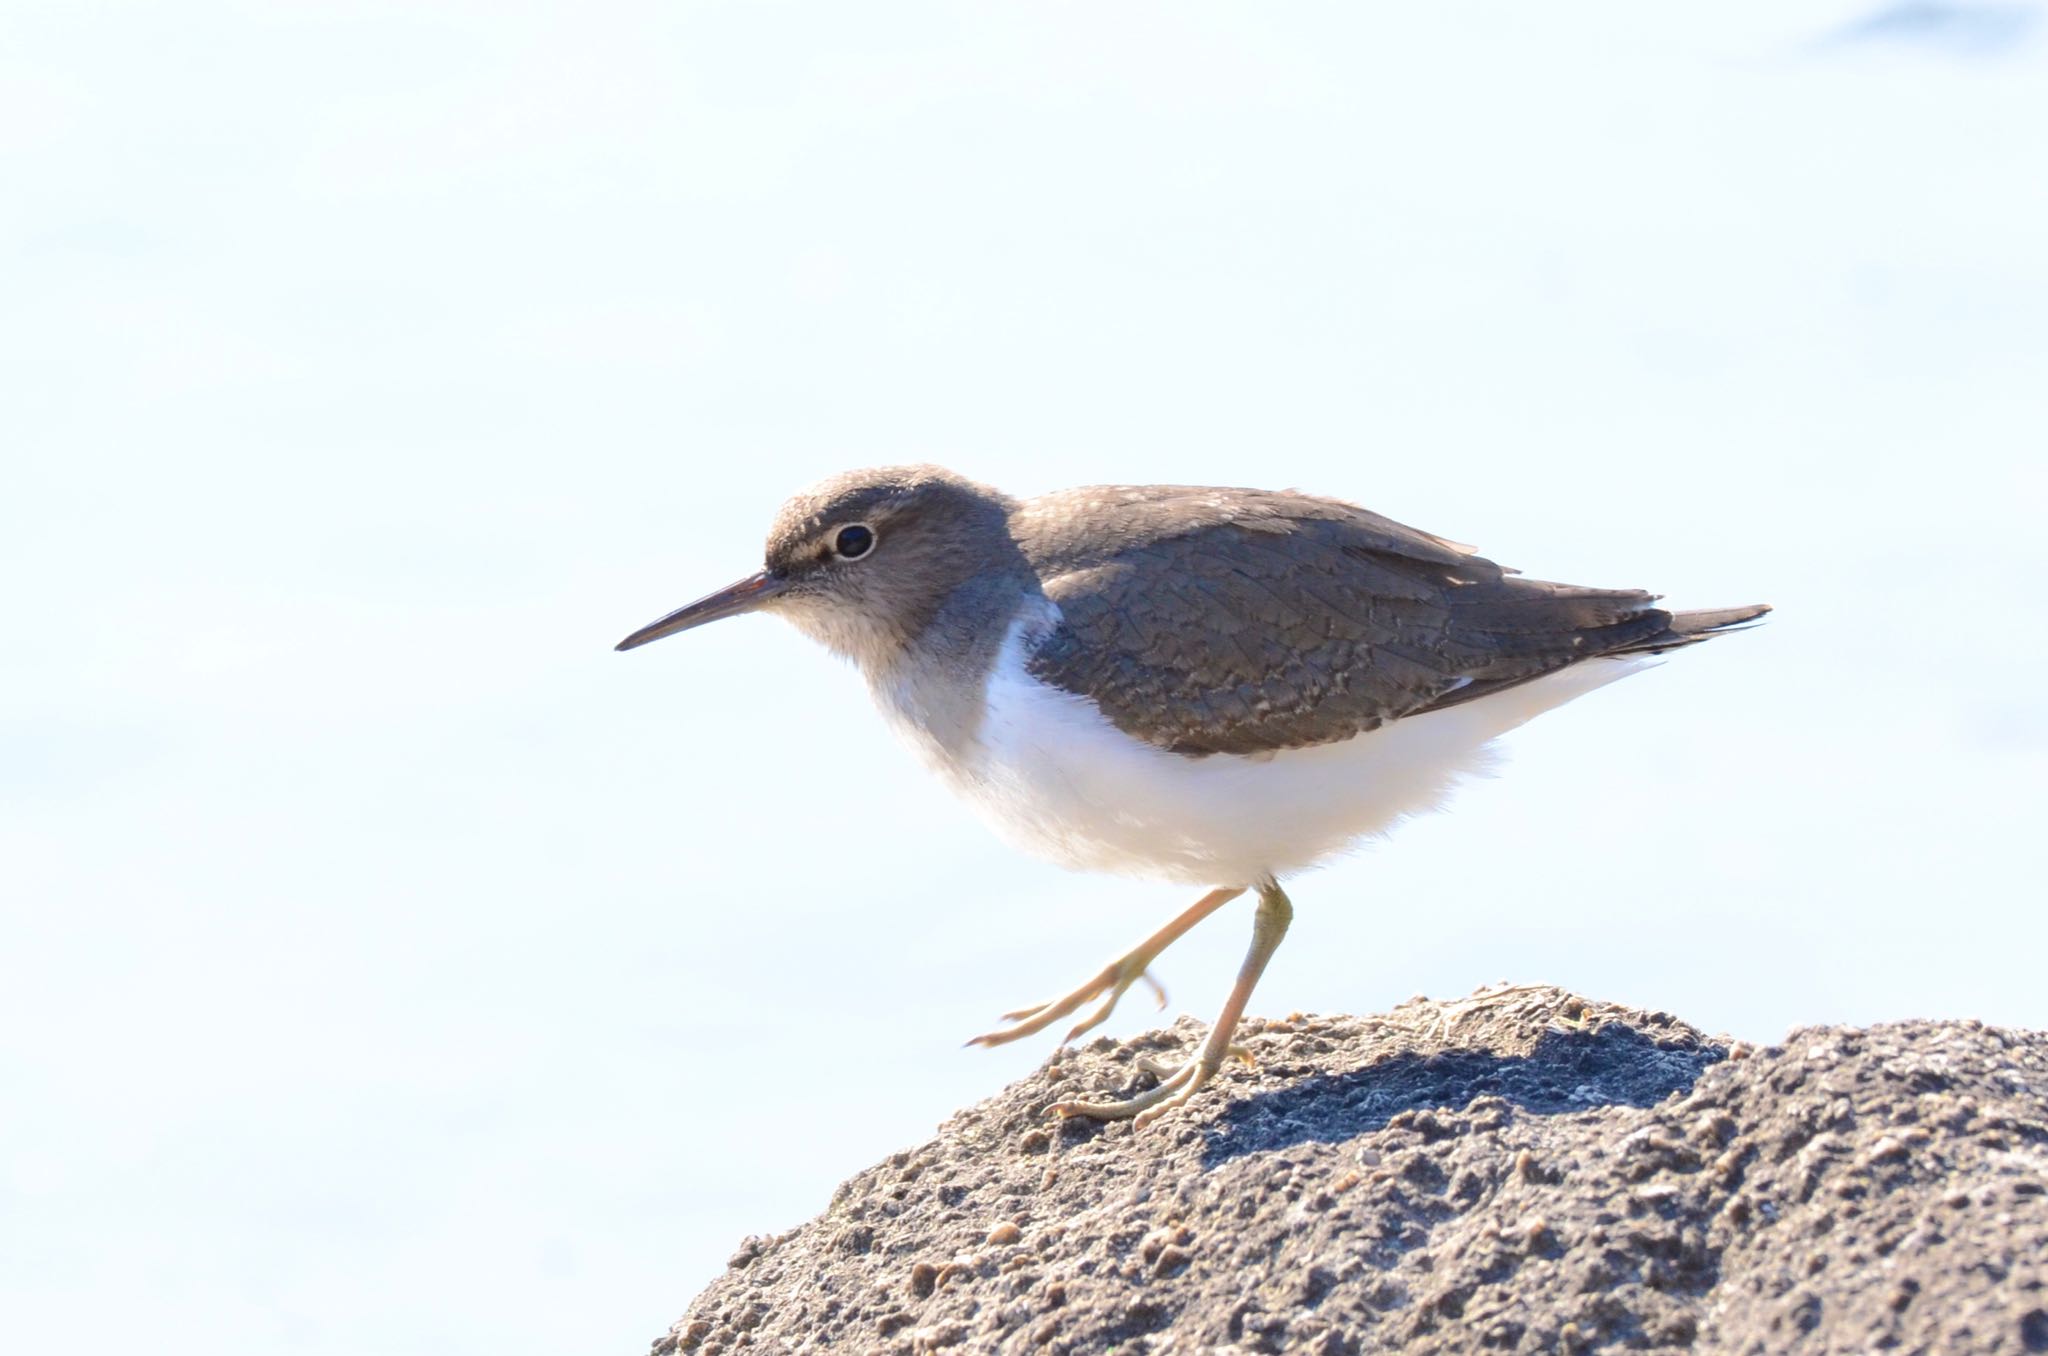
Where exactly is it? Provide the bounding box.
[615,466,1768,1128]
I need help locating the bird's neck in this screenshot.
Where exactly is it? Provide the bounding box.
[868,572,1046,770]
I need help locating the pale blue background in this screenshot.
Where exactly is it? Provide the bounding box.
[5,3,2044,1352]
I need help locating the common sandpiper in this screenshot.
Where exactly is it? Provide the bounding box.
[616,466,1768,1127]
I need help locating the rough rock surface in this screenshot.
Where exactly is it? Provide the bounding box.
[655,985,2048,1354]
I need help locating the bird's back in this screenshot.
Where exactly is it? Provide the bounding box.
[1010,484,1766,758]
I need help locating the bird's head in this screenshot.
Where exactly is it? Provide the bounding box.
[615,465,1021,674]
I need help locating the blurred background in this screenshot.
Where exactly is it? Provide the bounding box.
[5,2,2044,1352]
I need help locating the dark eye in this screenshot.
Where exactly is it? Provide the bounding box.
[833,524,875,559]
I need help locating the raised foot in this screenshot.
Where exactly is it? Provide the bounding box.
[964,957,1167,1050]
[963,886,1247,1052]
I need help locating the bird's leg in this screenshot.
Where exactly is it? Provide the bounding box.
[1049,878,1293,1128]
[965,886,1246,1049]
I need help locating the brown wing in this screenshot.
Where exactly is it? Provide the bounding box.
[1017,486,1753,757]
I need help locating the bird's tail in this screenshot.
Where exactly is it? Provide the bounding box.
[1613,602,1773,656]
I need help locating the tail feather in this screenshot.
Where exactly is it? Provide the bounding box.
[1412,598,1770,718]
[1614,602,1773,656]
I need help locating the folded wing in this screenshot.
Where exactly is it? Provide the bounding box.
[1018,486,1766,757]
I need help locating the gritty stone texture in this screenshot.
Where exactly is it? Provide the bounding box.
[653,985,2048,1355]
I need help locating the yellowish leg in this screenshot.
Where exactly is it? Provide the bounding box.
[965,886,1246,1049]
[1050,878,1293,1128]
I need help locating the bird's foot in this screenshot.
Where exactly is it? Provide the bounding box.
[964,887,1249,1051]
[1050,1039,1254,1128]
[965,955,1168,1050]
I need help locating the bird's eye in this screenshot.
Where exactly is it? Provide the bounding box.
[833,524,875,560]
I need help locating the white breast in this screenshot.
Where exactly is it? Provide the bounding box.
[888,610,1649,888]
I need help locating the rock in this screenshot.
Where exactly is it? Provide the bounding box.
[650,984,2048,1355]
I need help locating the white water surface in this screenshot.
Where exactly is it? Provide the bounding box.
[5,4,2044,1352]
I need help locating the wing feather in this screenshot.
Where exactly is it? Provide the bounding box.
[1018,487,1741,757]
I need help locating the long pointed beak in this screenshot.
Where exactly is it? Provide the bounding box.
[614,570,788,651]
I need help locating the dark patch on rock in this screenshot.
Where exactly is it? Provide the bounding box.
[1202,1018,1722,1166]
[652,985,2048,1355]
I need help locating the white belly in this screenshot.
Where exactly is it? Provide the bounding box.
[899,621,1649,887]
